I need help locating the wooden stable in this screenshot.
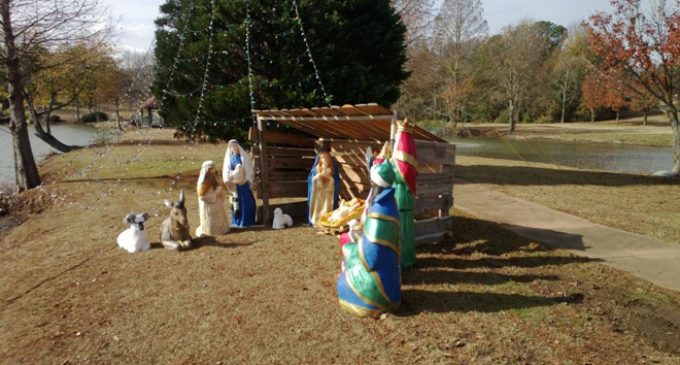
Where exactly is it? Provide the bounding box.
[250,104,456,245]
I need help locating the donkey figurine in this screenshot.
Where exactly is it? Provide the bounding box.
[161,190,192,250]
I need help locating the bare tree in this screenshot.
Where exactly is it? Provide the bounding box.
[0,0,109,191]
[119,48,156,110]
[432,0,487,125]
[489,21,548,132]
[391,0,436,44]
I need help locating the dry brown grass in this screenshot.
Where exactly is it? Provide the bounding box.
[458,122,673,147]
[1,131,680,364]
[455,156,680,244]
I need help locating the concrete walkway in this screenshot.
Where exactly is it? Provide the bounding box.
[454,179,680,292]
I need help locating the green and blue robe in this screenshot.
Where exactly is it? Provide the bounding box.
[336,186,401,317]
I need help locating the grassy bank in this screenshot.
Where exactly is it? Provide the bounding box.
[1,130,680,364]
[420,118,674,147]
[455,155,680,244]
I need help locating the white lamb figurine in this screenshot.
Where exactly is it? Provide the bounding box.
[272,208,294,229]
[117,213,151,253]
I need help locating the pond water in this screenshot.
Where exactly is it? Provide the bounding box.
[0,123,99,190]
[449,137,674,175]
[1,128,673,190]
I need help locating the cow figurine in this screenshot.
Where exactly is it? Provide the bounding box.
[160,190,192,250]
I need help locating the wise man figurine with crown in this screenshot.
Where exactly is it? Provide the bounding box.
[391,119,418,270]
[336,161,401,317]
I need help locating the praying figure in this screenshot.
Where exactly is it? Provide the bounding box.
[223,139,256,227]
[196,160,229,237]
[307,150,340,226]
[336,161,401,317]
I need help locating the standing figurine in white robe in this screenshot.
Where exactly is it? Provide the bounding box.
[196,160,230,237]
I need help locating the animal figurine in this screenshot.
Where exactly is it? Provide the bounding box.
[653,170,677,178]
[160,190,192,251]
[116,212,150,253]
[272,207,293,229]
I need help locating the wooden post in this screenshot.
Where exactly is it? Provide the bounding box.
[257,115,271,225]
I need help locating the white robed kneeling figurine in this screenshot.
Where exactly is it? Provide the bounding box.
[196,160,230,237]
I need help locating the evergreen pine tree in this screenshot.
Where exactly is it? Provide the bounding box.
[153,0,408,140]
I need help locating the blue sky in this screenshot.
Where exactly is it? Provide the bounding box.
[485,0,613,33]
[106,0,620,52]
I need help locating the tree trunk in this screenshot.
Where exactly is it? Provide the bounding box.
[115,98,122,131]
[42,106,51,134]
[76,99,80,122]
[45,92,57,134]
[670,110,680,174]
[147,107,152,127]
[508,99,516,133]
[26,94,75,153]
[2,0,41,191]
[615,110,620,123]
[34,120,79,152]
[590,107,595,123]
[643,110,648,126]
[560,76,568,124]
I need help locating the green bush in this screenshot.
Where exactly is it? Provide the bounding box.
[534,115,555,124]
[494,109,510,124]
[416,119,460,138]
[81,111,109,123]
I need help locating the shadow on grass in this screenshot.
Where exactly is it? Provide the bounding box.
[403,270,559,286]
[59,174,198,186]
[193,236,258,249]
[148,237,258,250]
[400,214,592,314]
[421,214,595,255]
[454,165,678,186]
[90,139,191,147]
[399,290,583,315]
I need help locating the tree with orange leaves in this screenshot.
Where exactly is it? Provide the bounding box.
[586,0,680,174]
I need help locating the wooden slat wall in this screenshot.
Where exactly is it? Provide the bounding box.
[327,140,383,200]
[250,127,315,200]
[414,140,456,245]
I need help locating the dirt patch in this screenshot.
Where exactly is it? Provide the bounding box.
[615,299,680,354]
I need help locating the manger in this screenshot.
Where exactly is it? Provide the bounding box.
[250,103,456,246]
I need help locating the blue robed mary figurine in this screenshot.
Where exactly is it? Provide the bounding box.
[223,139,256,227]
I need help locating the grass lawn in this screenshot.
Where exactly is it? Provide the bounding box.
[455,156,680,244]
[453,119,674,147]
[1,129,679,364]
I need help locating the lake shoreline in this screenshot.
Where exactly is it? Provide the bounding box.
[451,121,674,147]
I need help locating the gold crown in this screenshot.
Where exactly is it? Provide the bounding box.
[397,119,414,133]
[378,141,392,159]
